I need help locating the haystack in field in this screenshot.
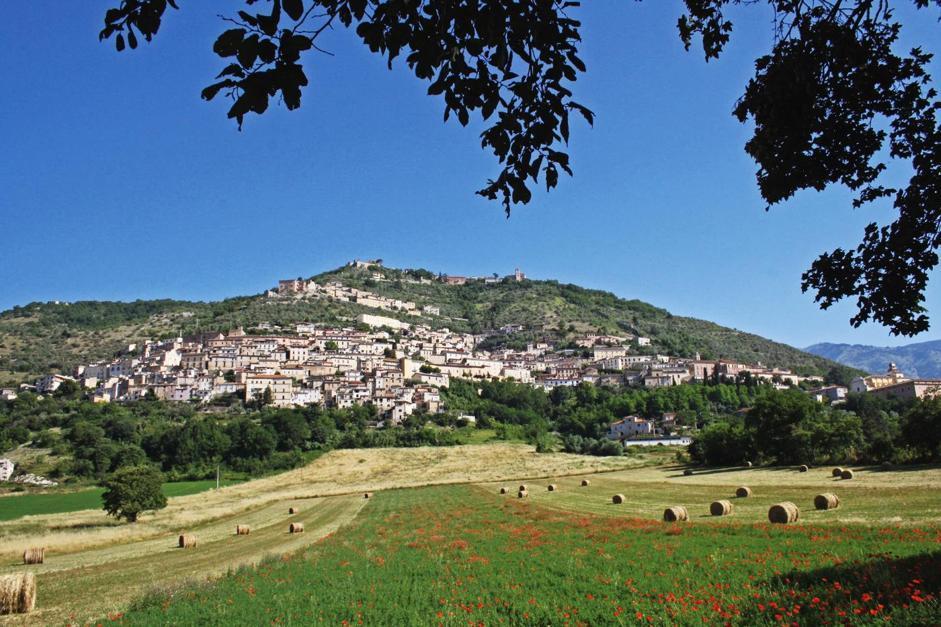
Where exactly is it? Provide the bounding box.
[735,486,752,498]
[178,534,197,548]
[22,548,44,565]
[831,467,844,477]
[517,489,528,498]
[235,525,250,535]
[581,479,590,486]
[364,492,372,499]
[0,573,35,615]
[499,487,508,494]
[710,500,733,516]
[612,494,625,504]
[744,461,753,467]
[683,469,694,476]
[289,507,297,514]
[547,484,557,492]
[840,469,855,480]
[814,493,840,510]
[768,502,800,524]
[289,522,304,533]
[663,506,689,522]
[518,484,528,492]
[798,465,809,472]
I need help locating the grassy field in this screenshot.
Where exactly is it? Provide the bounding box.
[0,480,241,522]
[105,483,941,625]
[491,463,941,527]
[2,448,940,624]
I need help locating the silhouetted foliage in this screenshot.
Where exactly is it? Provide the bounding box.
[98,1,941,334]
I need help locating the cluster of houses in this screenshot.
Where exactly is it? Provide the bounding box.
[14,265,932,426]
[14,307,832,427]
[803,363,941,405]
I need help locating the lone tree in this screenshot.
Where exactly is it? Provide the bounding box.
[101,465,168,523]
[99,0,940,334]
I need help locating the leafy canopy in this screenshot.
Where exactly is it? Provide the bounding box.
[101,464,168,523]
[99,0,940,335]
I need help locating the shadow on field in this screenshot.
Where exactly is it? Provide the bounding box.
[738,551,941,622]
[861,463,941,474]
[666,465,804,478]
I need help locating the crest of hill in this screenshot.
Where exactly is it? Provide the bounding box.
[312,265,845,376]
[0,264,850,382]
[805,339,941,379]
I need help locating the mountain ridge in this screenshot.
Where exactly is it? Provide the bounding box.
[805,339,941,379]
[0,262,855,383]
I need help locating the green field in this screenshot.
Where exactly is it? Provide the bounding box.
[109,484,941,625]
[0,480,240,522]
[2,448,940,624]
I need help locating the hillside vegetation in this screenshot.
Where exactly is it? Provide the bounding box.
[0,263,845,381]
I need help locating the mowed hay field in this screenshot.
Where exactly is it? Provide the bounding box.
[0,444,643,623]
[101,482,941,625]
[3,449,941,624]
[498,464,941,526]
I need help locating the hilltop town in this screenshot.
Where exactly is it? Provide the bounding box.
[10,260,844,425]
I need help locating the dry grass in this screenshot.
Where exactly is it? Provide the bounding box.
[663,506,689,522]
[710,500,733,516]
[20,549,42,566]
[0,573,35,616]
[814,493,841,510]
[490,463,941,526]
[0,443,641,562]
[0,495,365,625]
[768,502,800,524]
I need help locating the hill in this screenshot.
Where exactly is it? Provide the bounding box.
[0,262,848,382]
[805,339,941,378]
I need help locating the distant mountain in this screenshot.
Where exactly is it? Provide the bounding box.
[804,340,941,379]
[0,262,850,382]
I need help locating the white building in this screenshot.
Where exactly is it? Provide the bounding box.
[0,459,14,482]
[608,416,654,440]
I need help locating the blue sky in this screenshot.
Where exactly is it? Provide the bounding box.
[2,1,939,349]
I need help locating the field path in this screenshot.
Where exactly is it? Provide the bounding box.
[0,495,366,625]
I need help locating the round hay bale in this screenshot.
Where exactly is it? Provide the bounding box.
[364,492,372,499]
[518,484,528,492]
[612,494,625,504]
[683,469,694,476]
[744,461,753,468]
[798,464,809,472]
[547,484,557,492]
[288,507,297,514]
[289,522,305,534]
[0,572,36,615]
[517,490,528,498]
[768,502,800,524]
[235,525,250,535]
[581,479,590,487]
[840,469,854,480]
[814,493,840,510]
[499,487,508,494]
[710,500,733,516]
[178,533,197,548]
[22,548,44,565]
[663,506,689,522]
[735,486,752,498]
[831,467,844,477]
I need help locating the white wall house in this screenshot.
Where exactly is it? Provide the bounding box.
[608,416,654,440]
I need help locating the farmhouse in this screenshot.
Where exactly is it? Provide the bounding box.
[608,416,655,440]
